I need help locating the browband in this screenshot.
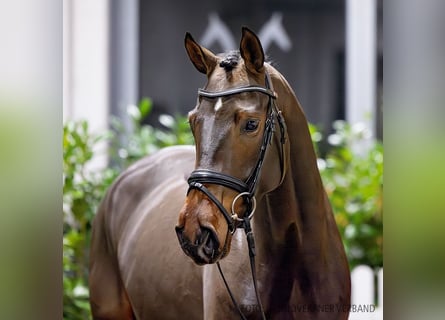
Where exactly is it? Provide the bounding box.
[198,85,276,99]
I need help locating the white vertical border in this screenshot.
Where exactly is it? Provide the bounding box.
[346,0,377,140]
[63,0,110,169]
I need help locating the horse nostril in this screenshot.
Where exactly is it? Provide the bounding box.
[199,227,219,256]
[175,226,185,243]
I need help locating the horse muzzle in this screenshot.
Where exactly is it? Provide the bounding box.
[175,226,221,265]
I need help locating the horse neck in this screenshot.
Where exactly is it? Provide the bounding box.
[254,66,330,253]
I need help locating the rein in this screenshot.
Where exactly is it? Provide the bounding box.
[187,72,287,320]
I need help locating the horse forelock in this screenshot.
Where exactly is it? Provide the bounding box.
[218,50,240,72]
[218,50,274,68]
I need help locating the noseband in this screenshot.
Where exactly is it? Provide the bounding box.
[186,71,287,320]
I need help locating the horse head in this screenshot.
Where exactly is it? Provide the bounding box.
[175,27,288,265]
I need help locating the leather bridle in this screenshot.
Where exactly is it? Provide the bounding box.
[186,71,287,320]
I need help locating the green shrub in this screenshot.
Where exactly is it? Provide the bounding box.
[63,121,118,320]
[110,98,194,170]
[310,121,383,269]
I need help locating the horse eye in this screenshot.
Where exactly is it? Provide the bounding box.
[245,119,259,132]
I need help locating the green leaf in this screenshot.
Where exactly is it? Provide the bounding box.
[139,97,153,119]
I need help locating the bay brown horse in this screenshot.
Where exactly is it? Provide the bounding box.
[89,27,350,320]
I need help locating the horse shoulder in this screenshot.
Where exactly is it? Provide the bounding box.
[100,146,195,247]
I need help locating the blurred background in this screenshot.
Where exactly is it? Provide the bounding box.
[64,0,382,144]
[4,1,445,319]
[63,0,383,319]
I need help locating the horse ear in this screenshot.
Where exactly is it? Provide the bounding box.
[184,32,217,75]
[239,27,265,74]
